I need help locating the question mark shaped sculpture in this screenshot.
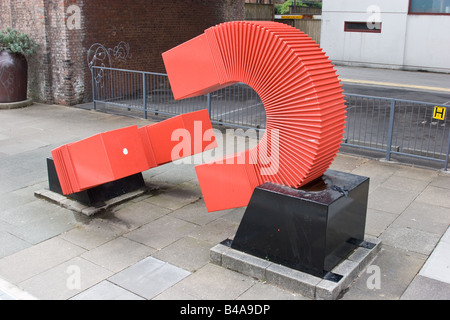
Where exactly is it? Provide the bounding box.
[163,21,346,212]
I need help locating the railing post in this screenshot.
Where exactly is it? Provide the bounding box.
[207,92,212,116]
[386,99,396,161]
[91,67,96,111]
[445,129,450,171]
[143,72,147,119]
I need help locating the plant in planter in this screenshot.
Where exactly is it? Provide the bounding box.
[0,27,38,104]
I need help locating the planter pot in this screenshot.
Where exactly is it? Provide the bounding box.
[0,50,28,103]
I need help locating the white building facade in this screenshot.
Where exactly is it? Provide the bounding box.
[320,0,450,73]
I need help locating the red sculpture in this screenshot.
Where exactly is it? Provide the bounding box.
[163,21,346,212]
[52,109,215,195]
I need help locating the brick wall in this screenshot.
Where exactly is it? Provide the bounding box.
[0,0,244,105]
[0,0,52,103]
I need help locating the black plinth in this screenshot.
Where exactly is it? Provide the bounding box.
[231,170,369,278]
[47,158,146,207]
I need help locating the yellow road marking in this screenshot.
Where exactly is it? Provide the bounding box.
[340,78,450,93]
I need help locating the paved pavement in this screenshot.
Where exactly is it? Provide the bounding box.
[0,65,449,301]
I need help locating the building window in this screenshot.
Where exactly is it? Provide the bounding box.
[344,21,382,33]
[409,0,450,14]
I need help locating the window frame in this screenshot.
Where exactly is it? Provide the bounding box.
[344,21,382,33]
[408,0,450,15]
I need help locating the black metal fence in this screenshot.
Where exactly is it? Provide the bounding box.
[91,66,449,170]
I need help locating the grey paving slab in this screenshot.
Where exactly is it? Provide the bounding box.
[442,227,450,243]
[1,199,64,227]
[400,275,450,300]
[0,237,86,284]
[430,174,450,189]
[80,237,155,273]
[236,282,308,300]
[144,185,202,211]
[419,227,450,284]
[189,218,240,246]
[167,263,255,300]
[350,160,398,191]
[168,199,224,226]
[108,256,190,300]
[392,201,450,235]
[0,137,51,156]
[0,231,31,259]
[124,215,198,250]
[0,277,36,300]
[368,186,418,215]
[149,163,199,186]
[153,284,202,300]
[0,292,15,300]
[70,280,145,300]
[329,153,367,173]
[380,226,442,255]
[152,236,212,272]
[219,207,246,225]
[416,185,450,209]
[0,189,36,212]
[60,222,126,251]
[392,165,439,182]
[341,246,427,300]
[7,209,77,245]
[111,199,171,230]
[19,257,113,300]
[380,174,430,195]
[365,208,397,237]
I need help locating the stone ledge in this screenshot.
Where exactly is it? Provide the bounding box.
[34,188,148,216]
[210,237,382,300]
[0,98,33,110]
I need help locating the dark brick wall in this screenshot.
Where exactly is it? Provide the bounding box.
[82,0,245,102]
[0,0,244,105]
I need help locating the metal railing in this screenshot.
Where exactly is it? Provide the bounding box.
[91,66,265,129]
[344,94,449,170]
[91,66,449,170]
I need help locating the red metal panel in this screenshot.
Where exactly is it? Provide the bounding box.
[52,109,215,195]
[141,114,186,166]
[138,110,217,166]
[163,21,346,212]
[52,126,147,195]
[163,35,230,99]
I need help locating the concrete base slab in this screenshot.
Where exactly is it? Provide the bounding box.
[34,188,148,216]
[0,98,33,110]
[211,237,382,300]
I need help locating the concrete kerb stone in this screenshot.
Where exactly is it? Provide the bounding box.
[266,263,320,299]
[222,248,271,280]
[210,237,382,300]
[0,98,33,110]
[34,188,148,216]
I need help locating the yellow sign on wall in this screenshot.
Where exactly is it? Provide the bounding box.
[281,15,304,19]
[433,106,447,120]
